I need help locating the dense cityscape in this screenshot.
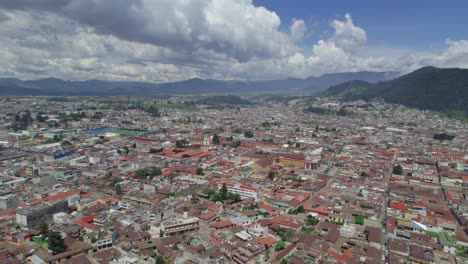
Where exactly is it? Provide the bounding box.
[0,96,466,264]
[1,1,468,264]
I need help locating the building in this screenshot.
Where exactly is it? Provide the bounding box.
[274,153,319,170]
[218,183,259,201]
[0,187,19,209]
[0,193,19,209]
[16,200,69,227]
[160,213,199,236]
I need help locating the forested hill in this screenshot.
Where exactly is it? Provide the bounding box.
[323,66,468,113]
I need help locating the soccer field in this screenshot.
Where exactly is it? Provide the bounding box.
[106,130,144,136]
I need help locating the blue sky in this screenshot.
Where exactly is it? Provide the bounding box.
[254,0,468,51]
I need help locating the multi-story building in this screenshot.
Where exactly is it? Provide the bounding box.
[16,200,69,227]
[218,183,259,201]
[0,187,19,209]
[160,213,199,236]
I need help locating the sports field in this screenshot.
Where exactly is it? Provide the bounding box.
[106,130,144,136]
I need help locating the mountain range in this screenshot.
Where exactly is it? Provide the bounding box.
[0,71,394,96]
[323,66,468,112]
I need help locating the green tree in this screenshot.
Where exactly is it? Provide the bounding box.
[156,255,167,264]
[227,192,241,202]
[280,259,288,264]
[132,143,137,148]
[149,147,163,153]
[176,139,189,148]
[296,205,305,214]
[159,229,164,238]
[306,215,319,226]
[393,165,403,175]
[47,231,66,255]
[39,221,49,236]
[196,167,203,175]
[244,131,254,138]
[275,240,285,251]
[220,183,228,200]
[268,171,275,180]
[117,149,122,155]
[202,189,215,196]
[231,140,241,148]
[115,184,123,195]
[355,214,365,225]
[212,133,220,144]
[210,192,222,202]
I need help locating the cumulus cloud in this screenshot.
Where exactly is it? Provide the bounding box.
[0,2,467,82]
[290,19,306,43]
[0,0,298,62]
[329,14,367,53]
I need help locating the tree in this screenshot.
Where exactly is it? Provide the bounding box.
[433,133,455,141]
[296,205,305,214]
[268,171,275,180]
[115,184,123,195]
[159,229,164,238]
[202,189,215,196]
[227,192,241,202]
[393,165,403,175]
[132,143,137,148]
[149,147,163,153]
[176,139,189,148]
[212,133,220,144]
[244,131,254,138]
[275,240,285,251]
[280,259,288,264]
[220,183,228,200]
[39,221,49,236]
[355,214,365,225]
[124,146,129,154]
[36,112,47,122]
[231,140,241,148]
[47,231,66,255]
[306,215,319,226]
[156,255,168,264]
[210,192,222,202]
[117,149,122,155]
[196,167,203,175]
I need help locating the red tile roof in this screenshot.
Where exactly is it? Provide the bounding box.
[328,249,352,262]
[255,236,276,247]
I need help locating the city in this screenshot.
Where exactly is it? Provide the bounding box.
[0,96,466,263]
[0,1,467,264]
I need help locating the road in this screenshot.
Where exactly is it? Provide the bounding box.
[381,155,396,264]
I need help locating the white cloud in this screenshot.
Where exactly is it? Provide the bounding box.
[329,14,367,54]
[290,19,306,43]
[0,4,467,83]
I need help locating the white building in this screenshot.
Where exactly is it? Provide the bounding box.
[217,183,259,201]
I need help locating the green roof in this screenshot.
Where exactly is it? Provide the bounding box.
[439,232,455,246]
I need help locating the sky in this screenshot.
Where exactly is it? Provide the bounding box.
[0,0,467,83]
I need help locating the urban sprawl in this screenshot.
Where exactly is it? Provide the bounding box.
[0,96,466,264]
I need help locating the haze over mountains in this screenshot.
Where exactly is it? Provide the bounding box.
[1,66,467,116]
[0,71,394,96]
